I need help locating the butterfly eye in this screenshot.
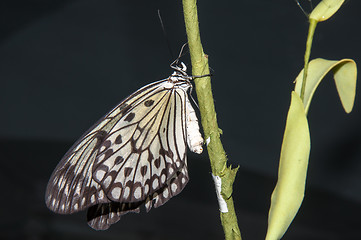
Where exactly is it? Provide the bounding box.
[180,62,187,72]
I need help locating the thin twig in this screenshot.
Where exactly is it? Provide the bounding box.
[182,0,242,239]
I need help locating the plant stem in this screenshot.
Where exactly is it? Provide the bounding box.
[182,0,242,239]
[300,18,318,102]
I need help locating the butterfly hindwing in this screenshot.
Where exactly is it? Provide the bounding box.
[87,164,189,230]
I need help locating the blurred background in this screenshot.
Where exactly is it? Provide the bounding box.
[1,0,361,239]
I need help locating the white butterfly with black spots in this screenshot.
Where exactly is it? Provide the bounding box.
[45,55,204,230]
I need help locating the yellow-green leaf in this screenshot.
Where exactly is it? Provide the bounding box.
[266,92,311,240]
[309,0,344,22]
[295,58,357,114]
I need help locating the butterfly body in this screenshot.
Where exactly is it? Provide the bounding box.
[45,61,203,230]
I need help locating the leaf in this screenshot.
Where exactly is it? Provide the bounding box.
[295,58,357,114]
[309,0,344,22]
[265,92,311,240]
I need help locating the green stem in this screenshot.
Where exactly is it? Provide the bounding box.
[182,0,242,239]
[301,18,318,102]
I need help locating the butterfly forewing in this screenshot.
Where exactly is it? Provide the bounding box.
[45,113,123,214]
[46,79,171,214]
[45,61,204,230]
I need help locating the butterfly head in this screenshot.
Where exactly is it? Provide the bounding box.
[169,61,192,83]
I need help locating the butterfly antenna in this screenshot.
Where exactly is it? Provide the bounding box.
[178,43,189,60]
[294,0,310,17]
[157,9,175,60]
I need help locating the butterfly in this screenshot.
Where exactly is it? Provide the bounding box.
[45,47,204,230]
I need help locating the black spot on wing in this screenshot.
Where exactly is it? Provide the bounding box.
[159,148,174,158]
[124,112,135,122]
[148,151,154,162]
[144,99,154,107]
[130,139,141,154]
[115,135,122,144]
[114,156,124,165]
[124,167,133,177]
[102,140,111,150]
[103,149,113,160]
[119,103,131,113]
[154,158,161,168]
[94,130,108,149]
[140,165,148,176]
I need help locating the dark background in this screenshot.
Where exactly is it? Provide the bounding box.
[1,0,361,239]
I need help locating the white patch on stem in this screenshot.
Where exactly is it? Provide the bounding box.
[211,173,228,213]
[206,137,210,146]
